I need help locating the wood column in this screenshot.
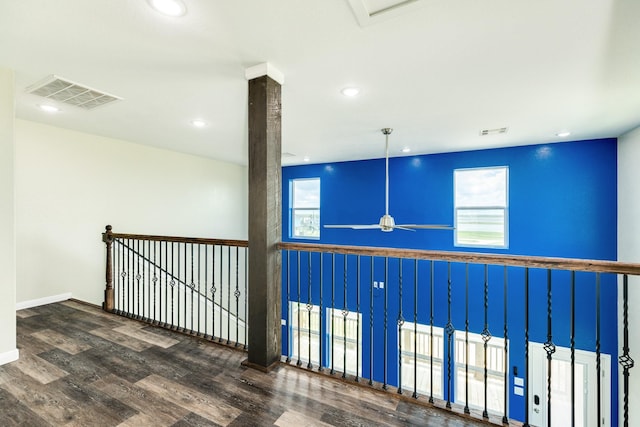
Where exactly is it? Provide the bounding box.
[246,72,282,370]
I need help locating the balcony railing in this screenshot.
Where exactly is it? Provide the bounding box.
[102,226,639,427]
[279,242,640,427]
[102,226,248,348]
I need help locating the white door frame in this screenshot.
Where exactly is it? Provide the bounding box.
[528,342,611,427]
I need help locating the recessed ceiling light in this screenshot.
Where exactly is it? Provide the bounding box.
[38,104,60,113]
[556,131,571,137]
[341,87,360,97]
[147,0,187,17]
[303,156,310,162]
[191,119,206,128]
[401,147,411,153]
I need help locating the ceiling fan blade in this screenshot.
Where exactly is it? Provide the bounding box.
[390,225,416,232]
[324,224,381,229]
[396,224,455,230]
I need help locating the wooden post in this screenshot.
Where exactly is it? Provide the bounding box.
[245,64,283,371]
[102,225,114,312]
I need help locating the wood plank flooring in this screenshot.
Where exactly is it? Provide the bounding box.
[0,300,492,426]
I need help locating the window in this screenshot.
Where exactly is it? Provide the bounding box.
[291,178,320,239]
[288,303,362,376]
[289,302,321,365]
[454,332,507,414]
[399,323,444,398]
[327,308,362,376]
[454,167,508,248]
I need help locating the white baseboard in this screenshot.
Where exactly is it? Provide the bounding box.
[16,292,72,310]
[0,348,19,366]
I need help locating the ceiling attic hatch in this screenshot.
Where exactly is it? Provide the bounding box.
[26,75,122,110]
[347,0,426,26]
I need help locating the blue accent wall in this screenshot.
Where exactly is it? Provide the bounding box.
[281,138,618,423]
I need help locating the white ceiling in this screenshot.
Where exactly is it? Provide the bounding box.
[1,0,639,166]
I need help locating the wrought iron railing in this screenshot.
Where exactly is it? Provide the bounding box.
[279,242,640,427]
[102,226,248,348]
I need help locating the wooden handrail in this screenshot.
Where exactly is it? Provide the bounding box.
[105,232,249,248]
[279,242,640,276]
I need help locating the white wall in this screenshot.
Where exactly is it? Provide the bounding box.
[0,69,18,364]
[618,125,640,423]
[15,119,247,306]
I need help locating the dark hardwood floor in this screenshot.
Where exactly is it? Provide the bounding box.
[0,300,491,426]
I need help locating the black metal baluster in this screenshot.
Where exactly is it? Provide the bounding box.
[164,241,168,327]
[114,239,119,314]
[227,245,231,344]
[620,274,635,427]
[369,256,374,385]
[211,245,222,341]
[219,245,223,342]
[596,272,601,427]
[330,253,335,375]
[342,254,348,379]
[544,269,556,426]
[569,271,575,427]
[318,253,323,371]
[285,250,291,363]
[482,264,492,419]
[356,255,361,382]
[170,242,175,329]
[445,262,453,409]
[235,246,240,346]
[178,242,182,330]
[198,244,202,336]
[383,256,388,390]
[430,260,434,404]
[148,240,152,320]
[464,263,470,415]
[190,243,195,334]
[413,259,418,399]
[127,239,132,317]
[145,240,149,320]
[307,251,313,368]
[204,245,208,338]
[523,267,530,427]
[297,250,302,366]
[398,258,404,394]
[136,239,141,319]
[152,241,157,324]
[502,266,509,425]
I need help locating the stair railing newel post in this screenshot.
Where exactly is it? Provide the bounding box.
[102,225,115,312]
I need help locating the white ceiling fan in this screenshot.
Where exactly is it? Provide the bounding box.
[324,128,454,232]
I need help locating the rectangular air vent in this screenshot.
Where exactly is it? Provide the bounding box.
[480,127,508,136]
[26,75,121,110]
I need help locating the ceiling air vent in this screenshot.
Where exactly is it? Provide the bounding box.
[26,75,122,110]
[480,127,508,136]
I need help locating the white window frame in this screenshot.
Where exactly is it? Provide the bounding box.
[399,323,445,399]
[453,331,508,415]
[454,166,508,249]
[289,302,321,366]
[288,303,362,376]
[326,308,362,376]
[290,178,320,240]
